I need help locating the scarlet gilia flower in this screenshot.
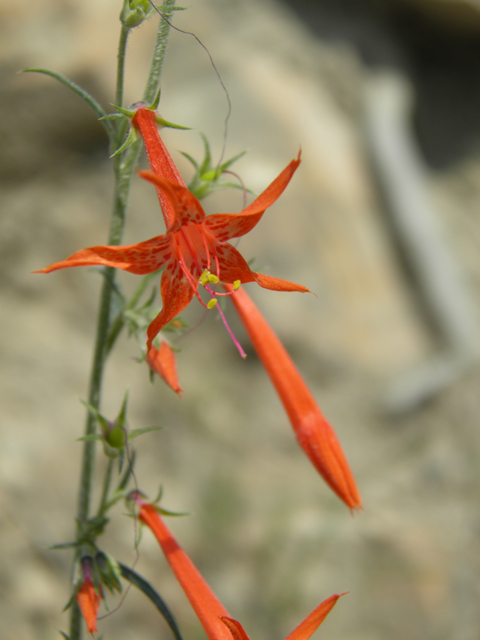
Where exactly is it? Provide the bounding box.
[227,286,362,511]
[146,340,183,396]
[76,556,101,636]
[132,494,343,640]
[36,107,308,350]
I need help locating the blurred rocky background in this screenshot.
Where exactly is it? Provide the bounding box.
[1,0,480,639]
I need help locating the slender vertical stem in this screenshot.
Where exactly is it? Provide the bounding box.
[116,25,130,111]
[69,139,142,640]
[97,458,115,518]
[143,0,177,103]
[69,4,176,637]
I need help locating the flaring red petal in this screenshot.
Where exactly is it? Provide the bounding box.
[204,154,301,242]
[146,261,195,350]
[283,594,344,640]
[35,236,172,275]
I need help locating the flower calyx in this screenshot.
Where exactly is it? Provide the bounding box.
[120,0,156,28]
[109,102,189,157]
[120,1,186,29]
[79,392,129,458]
[182,132,250,200]
[95,551,123,595]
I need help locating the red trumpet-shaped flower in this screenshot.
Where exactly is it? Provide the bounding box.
[75,557,101,635]
[133,496,343,640]
[146,340,183,396]
[35,107,308,350]
[227,286,362,511]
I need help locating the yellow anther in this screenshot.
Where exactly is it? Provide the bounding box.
[199,270,210,286]
[207,298,218,309]
[233,280,241,291]
[208,274,220,284]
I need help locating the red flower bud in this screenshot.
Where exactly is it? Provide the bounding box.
[146,340,183,396]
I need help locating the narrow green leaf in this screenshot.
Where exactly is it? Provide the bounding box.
[50,542,78,550]
[21,68,115,140]
[76,434,104,443]
[118,562,184,640]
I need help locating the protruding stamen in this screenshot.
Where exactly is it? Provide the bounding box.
[199,270,210,286]
[207,298,218,309]
[214,298,247,359]
[199,269,220,287]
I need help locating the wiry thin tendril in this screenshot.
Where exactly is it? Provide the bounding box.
[147,0,231,168]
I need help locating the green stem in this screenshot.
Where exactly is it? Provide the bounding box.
[69,139,142,640]
[114,25,131,154]
[143,0,177,103]
[69,6,175,638]
[97,459,115,518]
[116,25,130,111]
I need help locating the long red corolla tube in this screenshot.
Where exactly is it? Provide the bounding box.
[228,286,361,511]
[136,500,343,640]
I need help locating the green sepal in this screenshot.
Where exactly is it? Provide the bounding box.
[156,505,190,517]
[153,484,164,504]
[79,399,111,436]
[185,132,249,200]
[149,487,190,518]
[128,425,164,440]
[110,125,138,157]
[217,149,248,173]
[76,434,104,443]
[96,552,123,594]
[111,103,136,118]
[179,150,199,171]
[116,391,129,431]
[155,115,191,130]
